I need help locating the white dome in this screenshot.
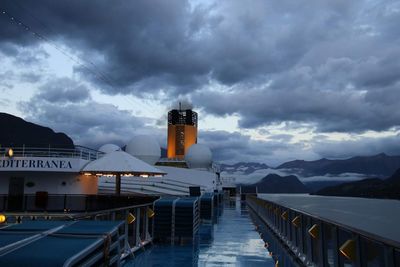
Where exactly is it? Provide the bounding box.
[125,135,161,165]
[98,144,121,154]
[185,144,212,169]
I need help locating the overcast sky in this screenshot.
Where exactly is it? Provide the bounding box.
[1,0,400,165]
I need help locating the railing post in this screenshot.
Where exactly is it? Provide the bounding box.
[135,208,141,247]
[144,206,149,240]
[124,209,129,253]
[24,195,27,211]
[332,226,339,267]
[64,194,67,211]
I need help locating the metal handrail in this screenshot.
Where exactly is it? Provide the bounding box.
[0,145,104,160]
[0,194,158,213]
[247,195,400,251]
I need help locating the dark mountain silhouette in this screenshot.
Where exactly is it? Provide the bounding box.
[385,168,400,184]
[304,181,351,192]
[0,113,74,148]
[239,173,310,194]
[314,168,400,199]
[277,153,400,177]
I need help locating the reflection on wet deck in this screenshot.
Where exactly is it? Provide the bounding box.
[125,199,274,267]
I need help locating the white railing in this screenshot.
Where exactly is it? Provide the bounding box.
[0,145,104,161]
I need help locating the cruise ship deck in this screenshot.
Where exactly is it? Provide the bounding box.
[257,194,400,247]
[125,198,274,266]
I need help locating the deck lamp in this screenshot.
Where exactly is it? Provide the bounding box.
[281,211,288,220]
[292,215,301,228]
[6,148,13,158]
[127,212,136,224]
[308,224,319,239]
[147,208,155,218]
[340,239,356,261]
[0,214,6,223]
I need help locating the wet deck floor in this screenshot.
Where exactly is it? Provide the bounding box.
[125,199,274,267]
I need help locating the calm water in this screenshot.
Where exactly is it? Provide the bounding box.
[125,199,274,267]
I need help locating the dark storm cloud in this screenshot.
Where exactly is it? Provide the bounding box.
[19,78,146,148]
[35,78,90,103]
[1,0,212,94]
[197,130,307,165]
[312,134,400,159]
[0,0,363,93]
[19,72,41,83]
[194,86,400,132]
[1,0,400,152]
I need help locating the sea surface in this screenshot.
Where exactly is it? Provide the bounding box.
[125,198,274,267]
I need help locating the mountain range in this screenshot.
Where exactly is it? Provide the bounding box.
[220,154,400,190]
[0,113,74,148]
[314,168,400,199]
[239,173,309,194]
[277,153,400,177]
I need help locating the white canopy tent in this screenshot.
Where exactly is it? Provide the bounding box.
[82,151,166,194]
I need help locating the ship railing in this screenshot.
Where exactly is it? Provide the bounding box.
[0,194,157,258]
[246,195,400,267]
[0,193,157,213]
[0,145,104,161]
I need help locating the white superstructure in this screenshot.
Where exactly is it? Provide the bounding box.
[0,146,100,195]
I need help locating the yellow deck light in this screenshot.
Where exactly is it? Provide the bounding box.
[281,211,288,220]
[6,148,13,158]
[0,214,6,223]
[308,224,319,239]
[147,208,155,218]
[292,215,301,228]
[340,239,356,261]
[127,212,136,224]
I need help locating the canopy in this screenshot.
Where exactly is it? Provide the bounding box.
[82,151,166,195]
[82,151,165,175]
